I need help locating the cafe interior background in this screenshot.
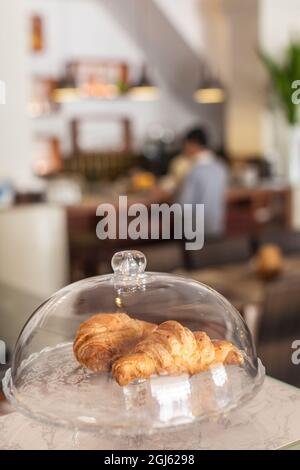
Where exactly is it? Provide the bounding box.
[1,0,300,404]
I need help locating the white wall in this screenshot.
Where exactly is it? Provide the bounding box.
[0,0,224,187]
[155,0,205,58]
[260,0,300,55]
[259,0,300,169]
[27,0,144,76]
[0,1,40,190]
[28,0,218,154]
[259,0,300,229]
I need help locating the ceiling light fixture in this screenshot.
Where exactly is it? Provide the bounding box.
[128,0,159,102]
[194,66,226,104]
[128,65,159,101]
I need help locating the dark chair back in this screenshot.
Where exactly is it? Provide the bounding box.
[258,229,300,254]
[183,236,251,270]
[257,275,300,387]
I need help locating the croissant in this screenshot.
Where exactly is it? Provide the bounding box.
[112,321,216,386]
[210,340,244,367]
[73,313,156,372]
[193,331,216,369]
[112,322,244,386]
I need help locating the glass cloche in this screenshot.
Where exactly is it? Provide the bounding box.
[3,250,265,435]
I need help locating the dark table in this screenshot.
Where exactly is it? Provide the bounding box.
[176,254,300,310]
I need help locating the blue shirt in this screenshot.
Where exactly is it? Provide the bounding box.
[179,152,228,237]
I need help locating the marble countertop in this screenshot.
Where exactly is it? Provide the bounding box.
[0,376,299,450]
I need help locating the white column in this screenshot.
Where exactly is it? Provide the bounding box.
[259,0,300,229]
[201,0,265,158]
[0,1,39,190]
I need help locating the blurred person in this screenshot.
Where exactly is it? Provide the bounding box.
[179,128,229,238]
[168,152,193,186]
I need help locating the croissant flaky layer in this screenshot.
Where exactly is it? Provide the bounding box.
[73,314,244,384]
[112,321,244,386]
[73,313,156,372]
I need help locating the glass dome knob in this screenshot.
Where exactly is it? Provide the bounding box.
[111,250,147,280]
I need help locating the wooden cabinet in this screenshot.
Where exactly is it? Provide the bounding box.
[226,186,291,236]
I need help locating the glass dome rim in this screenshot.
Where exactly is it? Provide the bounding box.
[2,357,266,436]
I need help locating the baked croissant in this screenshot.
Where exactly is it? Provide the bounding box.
[73,313,156,372]
[113,321,216,386]
[193,331,216,369]
[210,340,244,367]
[112,321,244,386]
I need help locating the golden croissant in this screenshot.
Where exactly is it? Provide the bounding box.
[211,340,244,367]
[112,321,243,386]
[73,313,156,372]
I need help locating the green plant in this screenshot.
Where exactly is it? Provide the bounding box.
[260,41,300,125]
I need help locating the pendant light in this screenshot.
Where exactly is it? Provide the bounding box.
[128,0,159,101]
[53,64,79,103]
[128,64,159,101]
[194,64,225,104]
